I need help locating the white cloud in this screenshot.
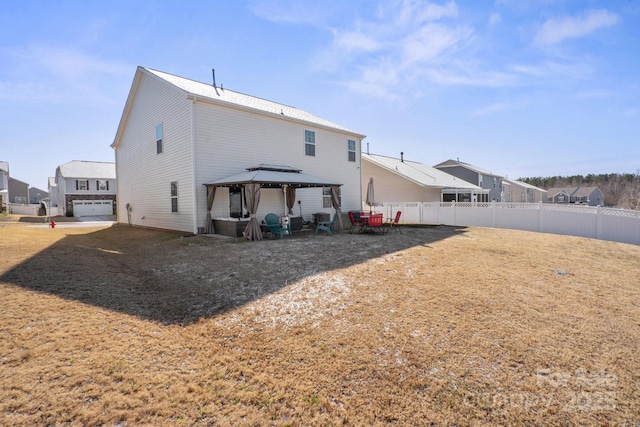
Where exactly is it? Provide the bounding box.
[0,44,130,103]
[248,0,332,25]
[312,1,478,98]
[472,102,511,116]
[510,59,594,82]
[426,68,517,87]
[488,12,501,27]
[332,28,382,53]
[533,9,620,45]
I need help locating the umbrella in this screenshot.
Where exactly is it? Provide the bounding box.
[365,177,375,213]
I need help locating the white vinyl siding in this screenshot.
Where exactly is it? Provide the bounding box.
[114,72,194,233]
[361,159,443,203]
[193,100,362,225]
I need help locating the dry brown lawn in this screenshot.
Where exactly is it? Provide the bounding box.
[1,216,639,426]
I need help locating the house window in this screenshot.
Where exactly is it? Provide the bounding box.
[97,180,109,191]
[76,179,89,191]
[347,139,356,162]
[305,130,315,156]
[322,187,340,208]
[156,123,163,154]
[558,195,565,202]
[170,181,178,212]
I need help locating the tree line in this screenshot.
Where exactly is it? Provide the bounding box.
[518,172,640,209]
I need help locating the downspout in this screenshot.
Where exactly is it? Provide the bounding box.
[190,96,199,234]
[359,137,365,211]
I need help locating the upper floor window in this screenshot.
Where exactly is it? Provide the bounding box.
[347,139,356,162]
[97,180,109,191]
[304,130,315,156]
[76,179,89,191]
[156,123,163,154]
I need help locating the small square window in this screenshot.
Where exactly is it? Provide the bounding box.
[77,179,89,191]
[97,180,108,191]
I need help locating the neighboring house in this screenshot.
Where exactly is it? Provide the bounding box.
[0,161,8,211]
[361,153,487,203]
[111,66,366,234]
[9,177,29,204]
[55,160,116,217]
[434,159,504,202]
[29,186,48,205]
[504,178,548,203]
[546,186,604,206]
[47,177,58,207]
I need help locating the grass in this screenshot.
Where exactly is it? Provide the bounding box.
[0,220,638,425]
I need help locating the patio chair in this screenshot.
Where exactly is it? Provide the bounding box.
[315,213,337,235]
[367,213,386,234]
[265,213,290,239]
[385,211,402,233]
[348,211,367,234]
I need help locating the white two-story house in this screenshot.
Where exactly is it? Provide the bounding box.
[55,160,116,217]
[111,67,366,235]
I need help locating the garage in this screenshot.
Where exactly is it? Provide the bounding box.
[72,200,113,217]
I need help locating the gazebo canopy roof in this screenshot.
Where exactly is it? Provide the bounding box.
[205,164,341,188]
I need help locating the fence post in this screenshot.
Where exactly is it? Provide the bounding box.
[492,200,497,228]
[538,201,544,232]
[452,200,456,225]
[595,205,601,240]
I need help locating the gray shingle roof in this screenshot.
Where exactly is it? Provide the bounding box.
[363,153,482,190]
[433,159,503,178]
[58,161,116,179]
[143,67,364,137]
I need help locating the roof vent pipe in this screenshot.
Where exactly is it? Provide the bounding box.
[367,142,369,154]
[401,152,404,162]
[212,69,217,88]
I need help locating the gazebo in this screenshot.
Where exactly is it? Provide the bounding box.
[204,164,343,240]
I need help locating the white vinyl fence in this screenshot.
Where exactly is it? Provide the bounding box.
[8,203,40,216]
[6,203,61,217]
[365,201,640,246]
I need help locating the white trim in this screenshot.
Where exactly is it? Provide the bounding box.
[191,98,198,234]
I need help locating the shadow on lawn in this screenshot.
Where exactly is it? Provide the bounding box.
[1,224,466,325]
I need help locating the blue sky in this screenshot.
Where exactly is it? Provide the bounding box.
[1,1,639,190]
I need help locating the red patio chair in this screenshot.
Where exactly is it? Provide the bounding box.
[348,211,367,234]
[386,211,402,233]
[367,213,386,234]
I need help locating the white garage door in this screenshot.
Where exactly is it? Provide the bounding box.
[73,200,113,217]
